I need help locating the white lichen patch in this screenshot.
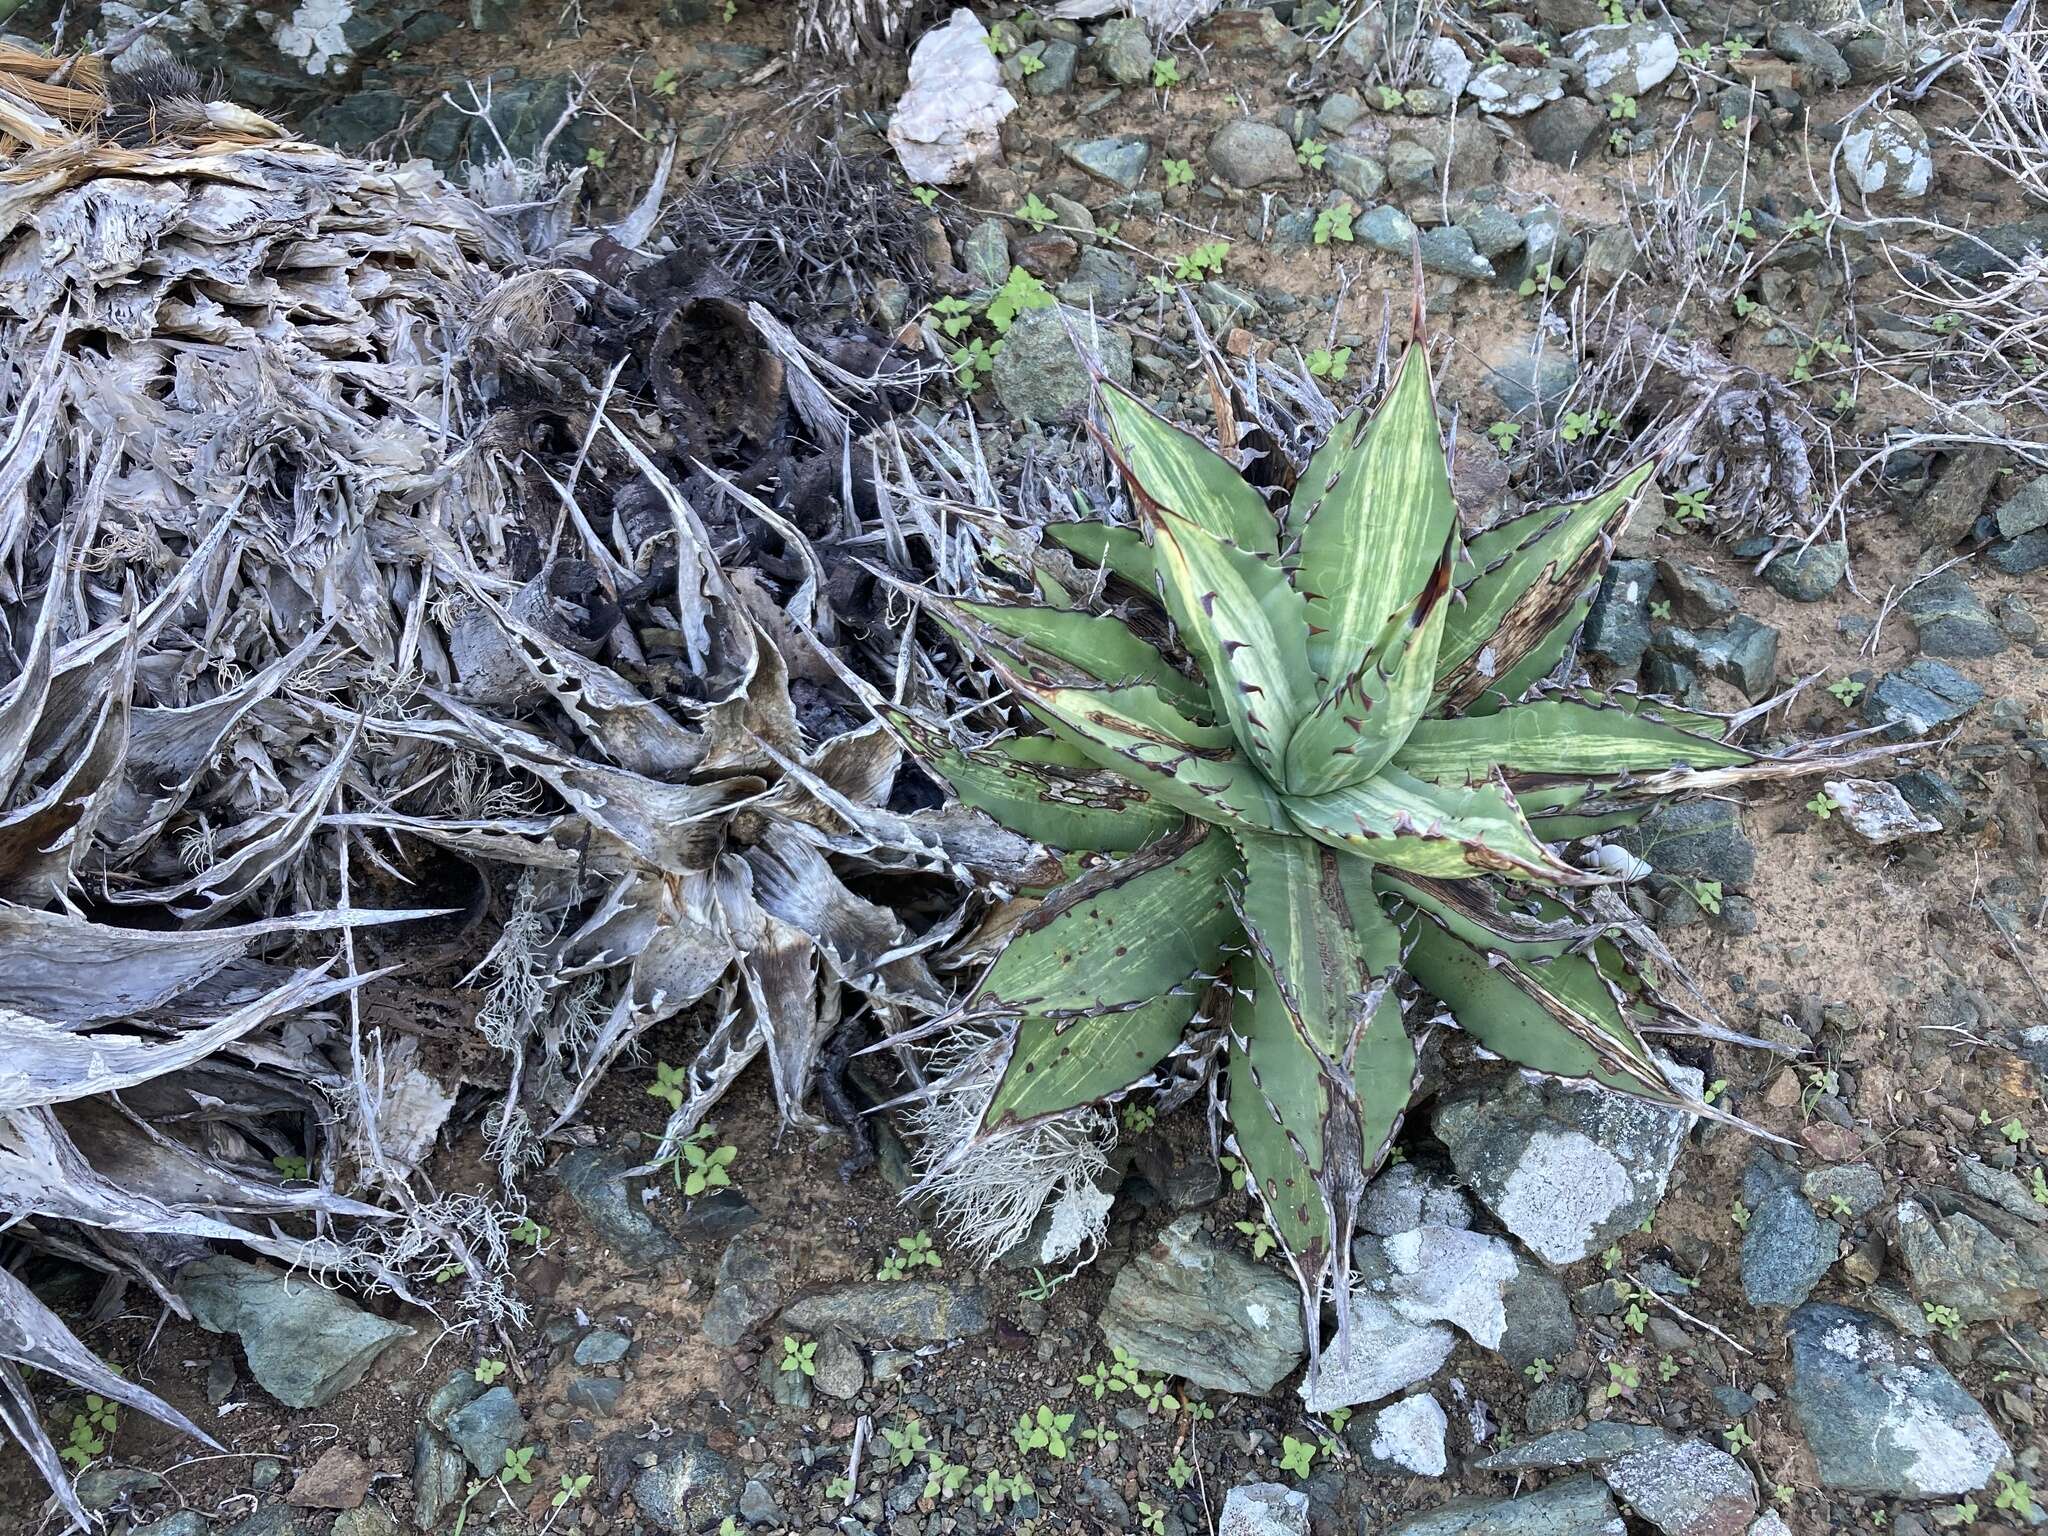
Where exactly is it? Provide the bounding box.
[274,0,356,76]
[1369,1394,1449,1476]
[1492,1128,1633,1265]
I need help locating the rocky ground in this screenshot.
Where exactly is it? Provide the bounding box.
[6,0,2048,1533]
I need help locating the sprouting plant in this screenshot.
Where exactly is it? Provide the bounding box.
[1730,1199,1751,1230]
[1730,207,1758,242]
[1327,1408,1352,1434]
[1279,1435,1318,1477]
[2029,1166,2047,1205]
[1601,1361,1641,1402]
[1163,157,1195,189]
[1313,203,1355,245]
[1787,209,1826,239]
[826,1474,856,1503]
[1622,1297,1650,1334]
[1732,291,1760,319]
[1168,1452,1196,1489]
[1826,1193,1854,1219]
[1799,1064,1839,1120]
[780,1335,817,1376]
[951,336,998,394]
[1656,1354,1680,1382]
[1219,1153,1248,1191]
[1021,1266,1069,1301]
[1703,1076,1729,1104]
[1923,1301,1963,1339]
[584,147,607,170]
[1019,50,1045,76]
[890,306,1865,1375]
[1487,420,1522,452]
[272,1154,309,1181]
[1524,1357,1552,1383]
[510,1217,549,1248]
[1013,1405,1075,1459]
[1078,1422,1118,1446]
[1649,598,1672,623]
[976,1467,1030,1512]
[1608,93,1638,121]
[1601,1243,1623,1272]
[931,294,976,339]
[647,1060,688,1112]
[1724,1421,1756,1453]
[1297,137,1327,170]
[1307,347,1352,382]
[924,1455,968,1500]
[720,1519,742,1536]
[986,266,1054,332]
[1669,487,1712,523]
[651,65,680,96]
[474,1357,508,1384]
[2001,1117,2030,1145]
[1136,1499,1168,1535]
[1559,409,1596,443]
[1373,84,1404,110]
[1235,1219,1278,1261]
[877,1230,942,1280]
[502,1446,537,1486]
[911,184,939,207]
[1017,193,1057,233]
[1826,678,1864,707]
[1995,1474,2038,1520]
[552,1471,593,1510]
[985,26,1015,54]
[60,1395,118,1469]
[668,1125,736,1196]
[880,1418,930,1467]
[1152,56,1182,88]
[1122,1101,1157,1134]
[1313,2,1341,28]
[1518,264,1565,298]
[1806,791,1837,821]
[1723,35,1753,61]
[1173,240,1231,281]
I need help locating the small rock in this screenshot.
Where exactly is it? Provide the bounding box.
[1386,139,1440,187]
[1759,540,1848,601]
[1459,205,1526,259]
[703,1230,788,1349]
[1366,1394,1450,1475]
[1894,1199,2046,1323]
[1418,225,1495,280]
[1988,528,2048,574]
[887,9,1018,184]
[963,218,1010,286]
[1384,1475,1625,1536]
[1912,438,2005,548]
[1357,1225,1520,1347]
[1604,1438,1759,1536]
[1360,1162,1473,1236]
[1468,62,1566,116]
[1484,332,1579,422]
[1318,92,1365,133]
[1741,1155,1839,1308]
[1208,120,1301,187]
[1768,22,1850,89]
[1026,38,1079,94]
[633,1433,743,1534]
[1565,21,1680,97]
[176,1257,412,1411]
[1063,134,1151,190]
[1903,571,2007,659]
[812,1328,865,1400]
[1656,560,1739,626]
[1499,1260,1578,1368]
[412,1427,469,1530]
[1585,561,1655,671]
[1219,1481,1309,1536]
[1357,203,1420,255]
[286,1447,372,1511]
[1618,799,1755,886]
[77,1466,164,1512]
[556,1149,683,1269]
[1786,1303,2009,1494]
[781,1280,991,1343]
[1652,617,1779,699]
[445,1386,526,1478]
[1090,17,1154,84]
[573,1329,632,1367]
[1302,1290,1454,1410]
[738,1478,785,1526]
[1863,659,1983,740]
[1802,1164,1886,1221]
[1100,1215,1305,1393]
[1326,146,1386,203]
[1841,108,1933,200]
[566,1377,625,1415]
[1526,96,1606,166]
[331,1503,398,1536]
[139,1515,212,1536]
[990,304,1132,422]
[1479,1421,1677,1471]
[1824,779,1941,844]
[1994,474,2048,539]
[1527,1377,1583,1432]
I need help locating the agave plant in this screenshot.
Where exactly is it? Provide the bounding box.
[893,312,1868,1365]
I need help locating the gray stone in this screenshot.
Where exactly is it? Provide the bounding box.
[1913,438,2005,548]
[557,1149,683,1269]
[1617,799,1755,885]
[1769,22,1851,89]
[1419,225,1495,280]
[1383,1475,1626,1536]
[445,1385,526,1477]
[1904,571,2007,658]
[1585,559,1655,670]
[1357,203,1420,256]
[1863,659,1983,740]
[176,1257,412,1411]
[738,1478,785,1526]
[1209,120,1301,188]
[1843,32,1906,82]
[1740,1155,1839,1308]
[1579,226,1640,288]
[1099,1215,1305,1394]
[572,1329,631,1366]
[781,1280,990,1342]
[991,305,1132,423]
[1027,39,1079,94]
[1652,616,1779,698]
[1989,528,2048,574]
[1760,540,1848,600]
[566,1376,625,1415]
[1526,97,1605,167]
[1354,1225,1521,1347]
[633,1434,743,1533]
[1526,1377,1582,1431]
[1386,139,1440,188]
[1360,1162,1473,1236]
[1064,134,1151,190]
[1469,62,1566,116]
[1803,1163,1886,1220]
[1064,247,1140,309]
[1394,114,1500,188]
[139,1516,212,1536]
[1319,92,1365,134]
[964,218,1010,286]
[1477,1420,1678,1471]
[1603,1438,1759,1536]
[1326,146,1386,203]
[1841,108,1932,200]
[1499,1261,1578,1368]
[77,1466,164,1511]
[1460,205,1527,258]
[1894,770,1966,830]
[477,75,586,165]
[1932,215,2048,282]
[2000,593,2040,642]
[412,1426,469,1530]
[1365,1394,1450,1475]
[1566,21,1679,97]
[1894,1199,2046,1323]
[812,1328,865,1400]
[1218,1481,1309,1536]
[332,1504,395,1536]
[1825,777,1942,844]
[703,1229,788,1349]
[1786,1304,2009,1494]
[1957,1158,2048,1223]
[219,1509,305,1536]
[1656,560,1739,626]
[1091,18,1155,84]
[1485,333,1579,423]
[1433,1064,1700,1266]
[1301,1290,1454,1410]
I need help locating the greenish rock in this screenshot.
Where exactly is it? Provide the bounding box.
[1096,1215,1306,1394]
[1318,92,1365,133]
[478,75,585,164]
[1357,203,1419,255]
[1903,570,2008,658]
[1404,85,1456,114]
[573,1329,631,1366]
[219,1508,304,1536]
[990,306,1132,423]
[1385,139,1439,187]
[557,1148,683,1269]
[424,1367,484,1429]
[703,1229,789,1349]
[1894,770,1965,830]
[1062,246,1140,308]
[1912,439,2004,548]
[1498,1261,1578,1369]
[1326,146,1386,203]
[1802,1163,1886,1220]
[1476,1420,1677,1471]
[1208,119,1301,188]
[333,1501,399,1536]
[1525,96,1605,167]
[1029,39,1079,93]
[446,1385,526,1477]
[1760,540,1848,600]
[812,1328,865,1400]
[633,1434,743,1534]
[413,1426,468,1529]
[301,90,405,151]
[1893,1199,2046,1323]
[1933,216,2048,282]
[1584,559,1655,671]
[964,218,1010,286]
[1863,658,1983,739]
[1769,20,1851,88]
[1064,134,1152,190]
[1652,616,1778,699]
[177,1256,412,1410]
[1989,528,2048,574]
[780,1280,991,1342]
[1418,225,1494,280]
[139,1516,212,1536]
[77,1465,164,1511]
[1655,560,1738,627]
[250,1457,285,1491]
[566,1376,625,1415]
[1525,1378,1583,1433]
[1382,1475,1623,1536]
[1484,333,1578,422]
[1741,1154,1839,1308]
[1786,1304,2008,1495]
[1458,206,1526,259]
[1578,225,1640,287]
[1091,18,1155,83]
[1617,798,1755,885]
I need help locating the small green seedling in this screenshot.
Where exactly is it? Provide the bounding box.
[1163,157,1195,189]
[1600,1361,1640,1401]
[1724,1421,1756,1452]
[61,1395,118,1469]
[986,266,1053,332]
[502,1446,537,1486]
[1487,420,1522,451]
[924,1455,968,1500]
[1235,1218,1277,1260]
[911,185,938,207]
[880,1418,929,1467]
[1173,241,1230,281]
[1168,1453,1196,1489]
[1806,791,1837,821]
[877,1230,942,1280]
[1995,1473,2038,1520]
[272,1154,309,1181]
[474,1357,507,1384]
[1019,50,1045,76]
[1307,347,1352,382]
[1704,1076,1729,1104]
[1560,409,1596,443]
[1152,56,1182,88]
[780,1335,817,1376]
[1297,137,1327,170]
[1524,1357,1552,1384]
[1730,1199,1751,1230]
[1122,1101,1157,1134]
[827,1474,856,1503]
[675,1126,736,1196]
[1313,202,1355,245]
[1017,193,1056,232]
[585,148,607,170]
[1219,1153,1248,1191]
[1657,1354,1681,1382]
[1139,1500,1168,1534]
[1826,678,1864,707]
[647,1060,688,1112]
[1923,1301,1963,1339]
[1608,93,1637,121]
[553,1472,593,1509]
[1279,1435,1317,1477]
[1012,1405,1075,1459]
[510,1217,549,1248]
[652,66,680,96]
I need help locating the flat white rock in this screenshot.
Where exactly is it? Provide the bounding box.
[887,9,1018,185]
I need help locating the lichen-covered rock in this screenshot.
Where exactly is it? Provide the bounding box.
[1841,108,1932,200]
[1100,1216,1305,1394]
[887,10,1018,184]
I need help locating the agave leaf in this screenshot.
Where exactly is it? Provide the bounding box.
[1394,694,1759,782]
[886,709,1184,854]
[1047,520,1157,592]
[945,596,1215,719]
[1292,344,1458,688]
[981,983,1205,1135]
[1381,872,1689,1105]
[1139,501,1314,780]
[1282,533,1456,797]
[1434,463,1653,714]
[1282,765,1605,885]
[969,823,1240,1017]
[1099,381,1278,553]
